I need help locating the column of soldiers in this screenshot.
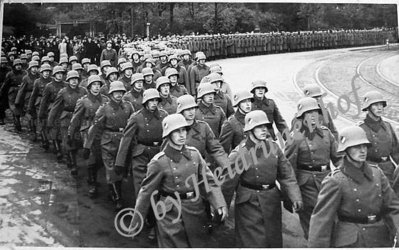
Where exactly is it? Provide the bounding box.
[1,40,399,248]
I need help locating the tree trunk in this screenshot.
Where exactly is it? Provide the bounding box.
[170,3,175,32]
[214,2,218,34]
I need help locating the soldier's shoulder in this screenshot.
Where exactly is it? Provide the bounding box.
[186,145,200,153]
[100,94,109,100]
[356,120,365,127]
[152,151,166,161]
[158,108,169,116]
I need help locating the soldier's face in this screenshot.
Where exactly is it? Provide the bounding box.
[183,55,190,61]
[369,102,384,117]
[169,75,178,84]
[124,69,133,77]
[21,59,27,64]
[254,88,266,98]
[83,63,89,70]
[111,91,124,102]
[146,99,159,111]
[160,56,167,62]
[69,78,79,89]
[239,99,252,113]
[170,128,187,146]
[202,93,214,104]
[133,80,143,90]
[346,144,368,163]
[89,70,98,76]
[15,64,22,70]
[109,73,118,82]
[170,59,178,66]
[144,75,153,83]
[42,71,50,78]
[54,72,63,81]
[159,84,170,96]
[132,54,139,61]
[252,124,268,141]
[90,82,101,95]
[212,81,222,91]
[182,107,196,121]
[30,66,38,74]
[61,63,68,70]
[49,56,54,62]
[303,110,320,130]
[103,66,110,74]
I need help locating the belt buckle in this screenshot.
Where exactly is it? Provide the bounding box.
[321,165,327,171]
[367,215,377,223]
[381,156,388,161]
[261,184,270,190]
[186,191,194,199]
[118,128,123,132]
[153,142,159,146]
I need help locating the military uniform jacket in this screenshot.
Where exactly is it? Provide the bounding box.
[214,91,234,118]
[290,110,338,140]
[115,107,168,167]
[122,88,143,111]
[68,92,109,135]
[0,69,27,102]
[169,84,188,98]
[48,85,87,128]
[133,144,226,247]
[252,96,288,140]
[85,99,134,149]
[158,95,177,114]
[219,110,246,154]
[38,79,66,119]
[189,64,210,95]
[308,158,399,247]
[118,75,132,92]
[28,76,52,114]
[195,101,226,138]
[16,72,40,107]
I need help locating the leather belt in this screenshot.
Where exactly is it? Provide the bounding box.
[298,164,330,172]
[159,190,195,200]
[240,181,276,191]
[338,214,381,224]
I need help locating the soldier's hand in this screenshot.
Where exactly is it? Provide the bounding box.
[217,206,228,222]
[115,165,124,176]
[82,148,90,159]
[292,200,303,212]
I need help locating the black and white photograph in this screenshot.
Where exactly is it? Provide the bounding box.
[1,0,399,248]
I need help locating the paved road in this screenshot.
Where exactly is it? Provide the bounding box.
[1,45,398,247]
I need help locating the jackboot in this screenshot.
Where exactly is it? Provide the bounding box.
[14,115,22,132]
[70,151,78,176]
[29,119,37,142]
[109,182,123,211]
[40,132,50,150]
[87,167,97,198]
[53,140,63,162]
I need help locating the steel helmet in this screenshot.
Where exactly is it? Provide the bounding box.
[20,54,28,60]
[303,84,326,98]
[162,113,190,138]
[87,75,103,89]
[207,72,224,84]
[296,97,321,118]
[106,67,119,79]
[250,80,268,93]
[27,60,39,70]
[100,60,111,69]
[59,57,68,65]
[66,70,80,81]
[145,58,156,66]
[117,57,127,66]
[361,91,387,111]
[165,68,179,78]
[32,55,40,62]
[197,82,216,99]
[47,52,55,57]
[176,94,198,113]
[131,73,144,85]
[81,58,91,65]
[7,51,15,57]
[88,64,99,74]
[142,68,154,77]
[243,110,271,132]
[210,65,223,74]
[25,50,32,55]
[41,56,50,63]
[40,64,52,73]
[13,59,22,66]
[151,50,160,58]
[168,54,178,62]
[156,76,170,90]
[1,57,8,64]
[142,88,161,104]
[109,81,126,94]
[72,63,83,71]
[232,90,254,107]
[121,62,133,72]
[181,49,191,56]
[337,126,371,152]
[159,51,168,58]
[52,65,64,75]
[130,50,139,57]
[32,51,40,57]
[196,52,206,61]
[69,56,78,63]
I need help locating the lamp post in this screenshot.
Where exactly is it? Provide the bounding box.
[146,23,150,39]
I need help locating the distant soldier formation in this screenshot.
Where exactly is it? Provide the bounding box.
[1,27,399,248]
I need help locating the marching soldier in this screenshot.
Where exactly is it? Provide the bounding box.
[165,68,188,98]
[222,110,303,247]
[130,114,227,247]
[100,67,119,96]
[142,68,156,90]
[189,52,210,96]
[115,88,168,198]
[195,82,226,138]
[118,62,134,92]
[209,64,232,98]
[308,126,399,247]
[38,65,66,161]
[122,73,144,111]
[81,58,91,79]
[80,64,99,89]
[84,81,135,209]
[284,97,341,239]
[0,59,27,132]
[161,54,189,89]
[69,75,109,197]
[203,72,234,118]
[16,60,40,138]
[130,50,142,73]
[99,60,111,84]
[358,91,399,188]
[250,80,288,140]
[156,76,178,114]
[219,90,252,154]
[0,56,11,125]
[117,58,127,74]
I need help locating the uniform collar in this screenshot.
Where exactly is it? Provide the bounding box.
[301,125,324,140]
[170,84,180,92]
[254,96,269,105]
[142,107,160,120]
[341,156,373,184]
[109,99,123,110]
[130,88,143,97]
[198,101,216,114]
[161,95,173,104]
[164,144,192,163]
[234,110,246,125]
[88,91,103,102]
[365,114,385,132]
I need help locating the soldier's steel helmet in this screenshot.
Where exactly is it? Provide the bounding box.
[243,110,271,132]
[142,88,161,104]
[337,126,371,152]
[176,94,198,113]
[361,91,387,111]
[303,84,326,98]
[162,113,190,138]
[197,82,216,99]
[232,90,254,107]
[109,81,126,94]
[250,80,268,93]
[296,97,321,118]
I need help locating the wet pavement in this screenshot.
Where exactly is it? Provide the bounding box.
[1,44,398,247]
